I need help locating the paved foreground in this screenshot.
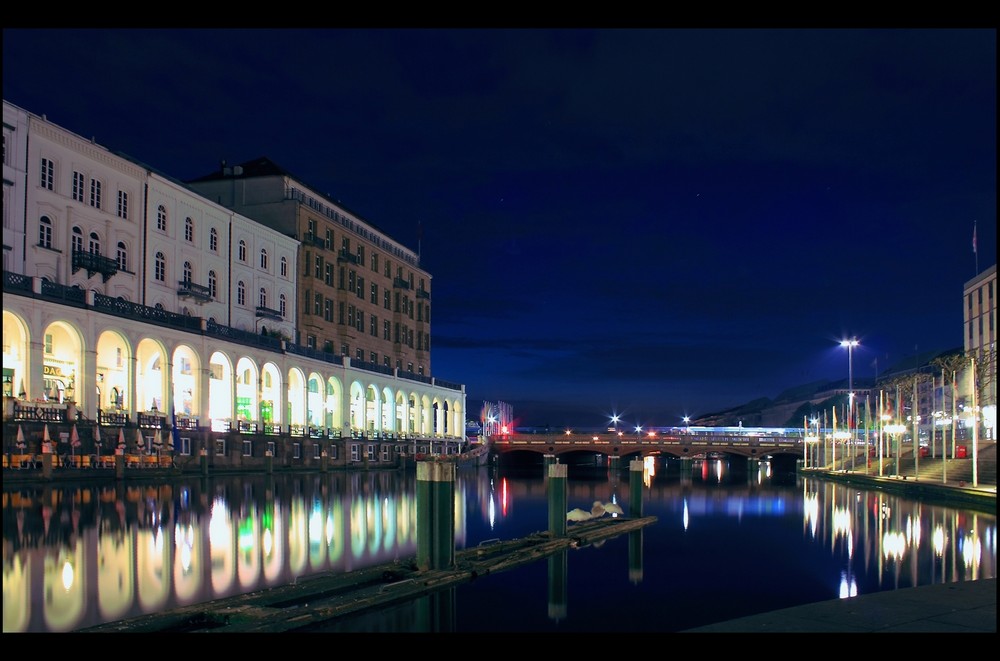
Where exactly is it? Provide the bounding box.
[683,578,996,633]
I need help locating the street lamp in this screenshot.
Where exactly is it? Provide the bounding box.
[610,414,620,434]
[682,416,691,433]
[840,338,859,470]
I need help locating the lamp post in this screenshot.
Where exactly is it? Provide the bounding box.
[840,338,859,471]
[610,414,620,435]
[682,416,691,434]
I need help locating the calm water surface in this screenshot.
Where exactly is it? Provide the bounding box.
[2,458,995,633]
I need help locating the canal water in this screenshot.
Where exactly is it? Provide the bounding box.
[2,457,995,633]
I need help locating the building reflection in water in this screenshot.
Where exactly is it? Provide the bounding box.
[2,460,995,633]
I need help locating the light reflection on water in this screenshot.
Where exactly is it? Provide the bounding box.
[1,458,995,633]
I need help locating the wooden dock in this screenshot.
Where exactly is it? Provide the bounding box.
[77,515,656,633]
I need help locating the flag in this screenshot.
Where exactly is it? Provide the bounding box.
[972,221,977,254]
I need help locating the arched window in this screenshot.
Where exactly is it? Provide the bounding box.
[238,240,247,262]
[185,217,194,242]
[39,216,53,248]
[208,270,217,298]
[279,293,287,317]
[154,252,166,281]
[280,256,288,277]
[183,261,192,283]
[89,231,101,255]
[259,287,267,308]
[71,226,83,254]
[237,281,246,306]
[157,205,167,231]
[260,248,268,269]
[210,227,218,252]
[117,241,128,271]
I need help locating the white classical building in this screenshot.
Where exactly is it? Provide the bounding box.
[3,99,466,463]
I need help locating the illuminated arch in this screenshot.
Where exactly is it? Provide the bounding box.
[171,344,200,417]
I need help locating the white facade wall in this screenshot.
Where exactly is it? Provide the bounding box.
[22,106,145,301]
[3,101,29,275]
[229,212,298,339]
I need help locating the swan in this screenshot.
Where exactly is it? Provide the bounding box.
[567,508,593,522]
[603,501,624,516]
[590,501,606,518]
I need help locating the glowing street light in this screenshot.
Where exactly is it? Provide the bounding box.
[682,416,691,433]
[610,414,620,434]
[840,338,859,470]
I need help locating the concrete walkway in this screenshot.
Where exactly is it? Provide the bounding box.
[683,578,996,633]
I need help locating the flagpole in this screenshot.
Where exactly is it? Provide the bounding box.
[972,220,978,275]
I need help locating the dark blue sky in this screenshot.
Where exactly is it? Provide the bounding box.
[3,28,996,430]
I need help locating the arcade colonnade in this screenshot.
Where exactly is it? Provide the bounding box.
[2,296,464,440]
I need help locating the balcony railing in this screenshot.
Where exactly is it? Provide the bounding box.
[302,232,327,249]
[393,276,411,290]
[72,250,119,282]
[336,249,359,265]
[255,305,283,321]
[416,287,431,300]
[177,280,213,302]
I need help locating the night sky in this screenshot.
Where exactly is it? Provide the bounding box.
[3,28,996,430]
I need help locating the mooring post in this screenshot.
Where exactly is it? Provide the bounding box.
[416,459,456,571]
[548,462,568,537]
[609,455,620,472]
[265,449,273,475]
[548,550,568,621]
[629,459,643,518]
[115,452,124,480]
[200,447,209,477]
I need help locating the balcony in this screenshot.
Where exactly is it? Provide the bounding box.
[256,305,283,321]
[416,287,431,300]
[177,279,213,302]
[302,232,327,249]
[393,277,411,290]
[72,250,119,283]
[337,249,359,265]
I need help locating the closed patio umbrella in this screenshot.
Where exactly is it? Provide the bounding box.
[70,424,80,461]
[16,424,26,450]
[116,427,125,453]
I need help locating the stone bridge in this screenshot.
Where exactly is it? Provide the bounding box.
[491,432,804,460]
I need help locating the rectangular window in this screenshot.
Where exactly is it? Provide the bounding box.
[351,444,360,462]
[324,298,333,322]
[313,444,322,459]
[90,178,102,208]
[40,158,54,190]
[384,290,391,309]
[371,253,379,272]
[180,437,191,456]
[338,301,345,324]
[370,315,377,336]
[381,445,391,462]
[383,356,391,368]
[307,334,316,349]
[242,440,252,457]
[304,289,311,315]
[370,351,377,364]
[215,439,226,456]
[267,441,275,456]
[348,270,356,293]
[314,293,322,316]
[370,283,378,304]
[72,171,85,201]
[293,442,301,459]
[356,310,364,332]
[44,333,53,354]
[357,276,365,299]
[117,190,128,219]
[341,343,349,356]
[383,320,390,340]
[325,228,333,249]
[356,348,364,362]
[348,305,355,328]
[328,445,338,460]
[367,444,376,461]
[304,251,311,276]
[315,255,323,278]
[325,263,333,285]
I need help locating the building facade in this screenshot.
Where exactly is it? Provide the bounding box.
[3,99,465,465]
[187,158,433,377]
[964,264,997,438]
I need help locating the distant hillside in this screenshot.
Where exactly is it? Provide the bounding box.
[691,346,964,428]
